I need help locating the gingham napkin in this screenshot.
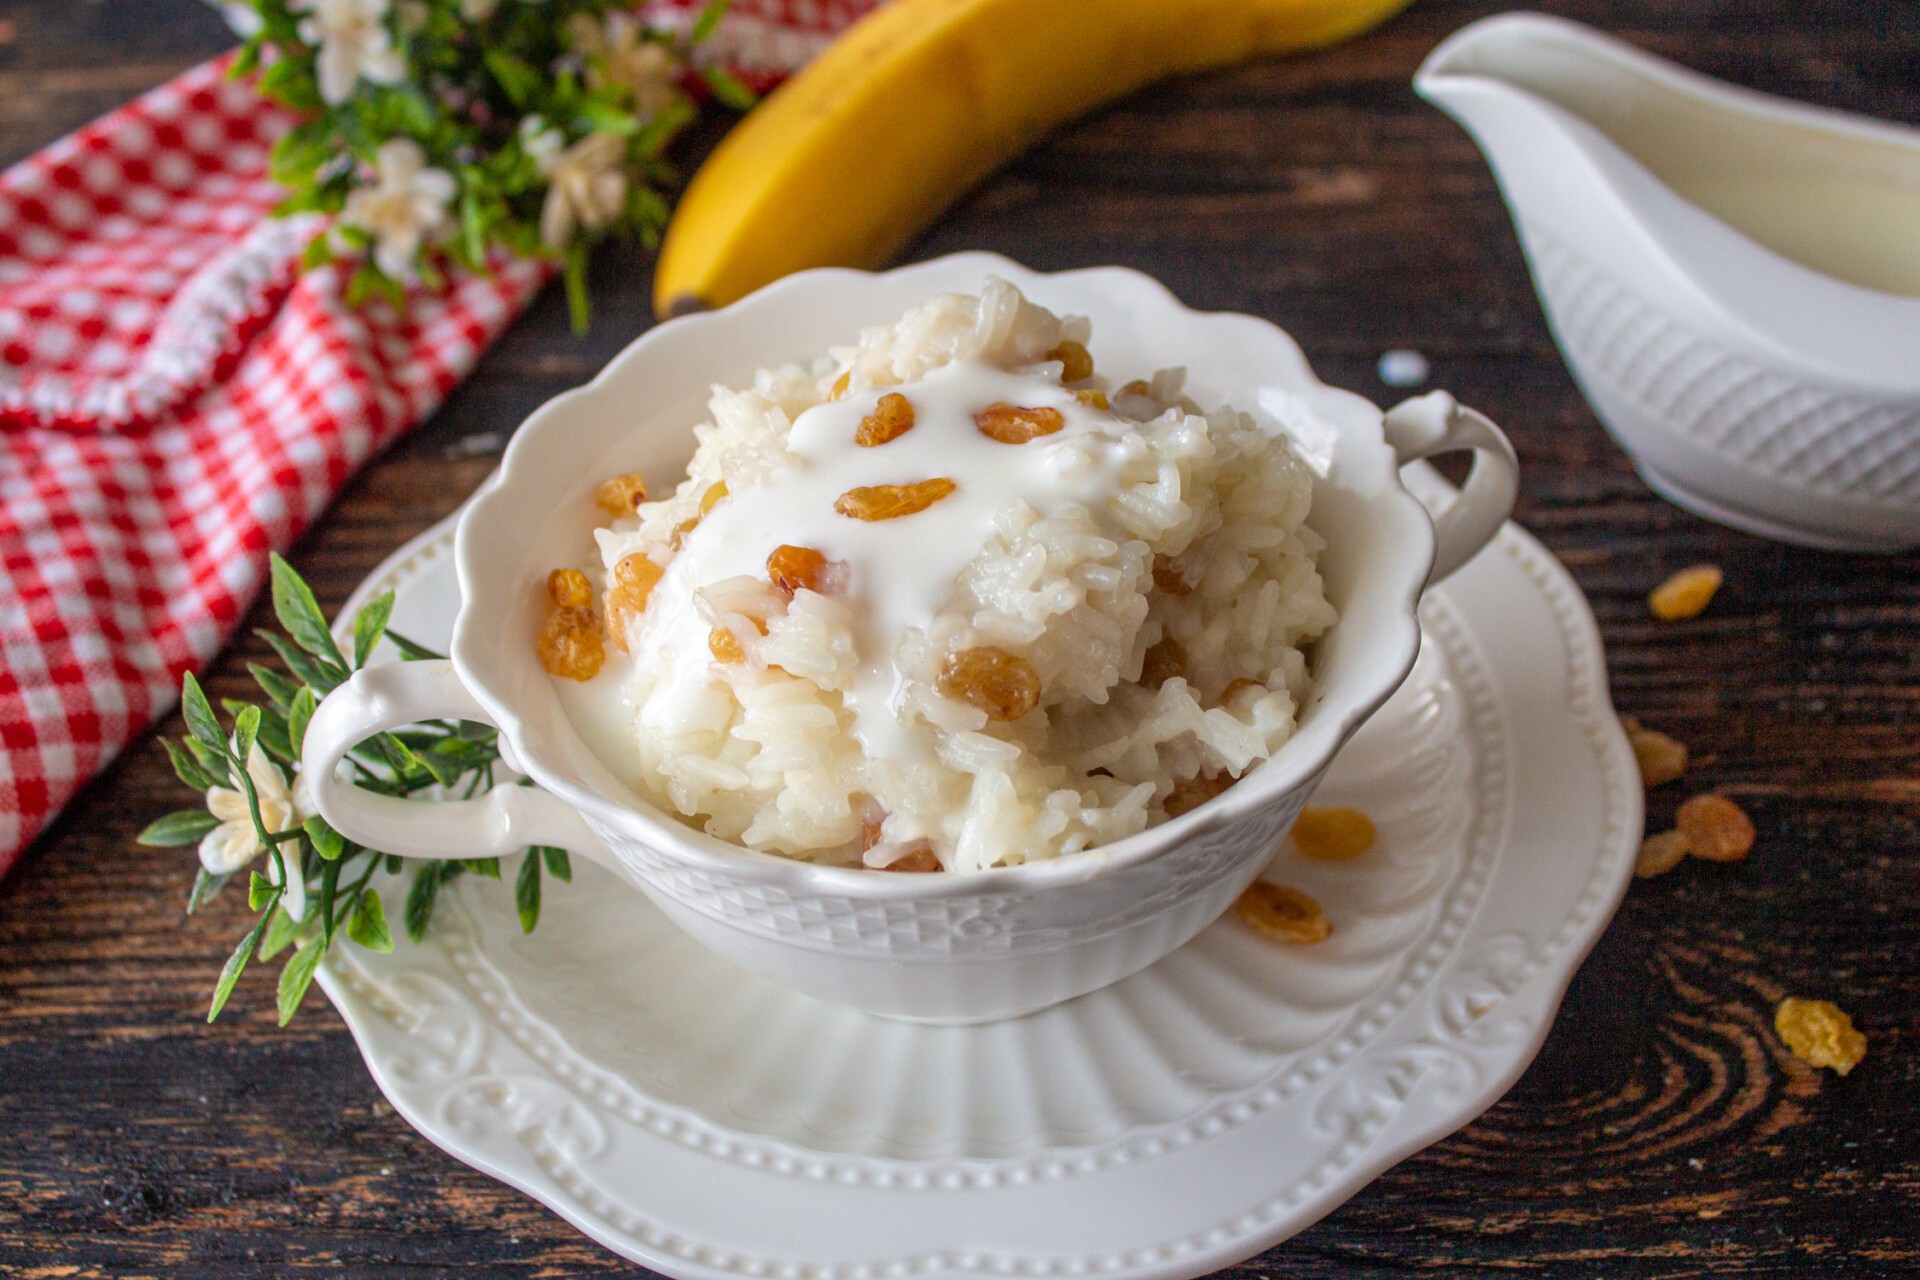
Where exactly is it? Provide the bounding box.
[0,0,877,873]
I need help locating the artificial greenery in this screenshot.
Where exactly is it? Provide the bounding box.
[138,554,568,1024]
[225,0,748,327]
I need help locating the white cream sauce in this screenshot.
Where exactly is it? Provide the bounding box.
[552,651,643,782]
[629,358,1141,762]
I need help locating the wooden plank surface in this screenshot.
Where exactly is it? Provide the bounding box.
[1,0,1915,1275]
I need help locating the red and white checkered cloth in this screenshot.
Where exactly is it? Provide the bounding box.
[0,0,878,873]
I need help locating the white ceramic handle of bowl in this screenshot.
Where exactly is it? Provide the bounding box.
[1383,390,1519,585]
[302,659,607,864]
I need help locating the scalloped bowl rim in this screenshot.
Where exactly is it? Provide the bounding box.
[453,252,1434,901]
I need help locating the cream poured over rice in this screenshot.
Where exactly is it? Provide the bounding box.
[562,279,1336,872]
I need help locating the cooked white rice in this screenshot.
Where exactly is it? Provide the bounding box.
[591,279,1336,871]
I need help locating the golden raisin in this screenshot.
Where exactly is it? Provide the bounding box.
[1676,792,1755,862]
[856,392,916,447]
[1650,564,1723,620]
[1152,556,1194,596]
[593,471,649,517]
[1623,717,1689,788]
[834,478,957,521]
[1291,807,1376,862]
[603,608,631,653]
[667,483,729,549]
[615,552,663,596]
[1075,389,1109,410]
[603,554,664,652]
[975,403,1066,444]
[1220,677,1265,706]
[1164,770,1232,818]
[1140,636,1187,689]
[1634,829,1690,879]
[709,626,746,664]
[878,842,942,873]
[767,544,831,597]
[829,370,851,401]
[538,607,604,680]
[1047,340,1094,383]
[1235,882,1331,944]
[1775,997,1867,1075]
[937,646,1041,721]
[547,568,594,609]
[859,806,941,871]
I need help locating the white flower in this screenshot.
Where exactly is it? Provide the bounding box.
[537,132,628,250]
[460,0,501,19]
[212,2,263,38]
[571,12,681,118]
[290,0,407,105]
[518,115,565,170]
[199,746,317,920]
[342,138,457,279]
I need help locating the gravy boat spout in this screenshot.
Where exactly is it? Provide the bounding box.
[1417,12,1920,551]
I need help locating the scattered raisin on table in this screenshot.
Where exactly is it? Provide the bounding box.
[1623,716,1689,787]
[1775,997,1867,1075]
[1634,830,1690,879]
[1650,564,1723,620]
[1292,807,1376,862]
[1676,792,1755,862]
[1236,882,1331,944]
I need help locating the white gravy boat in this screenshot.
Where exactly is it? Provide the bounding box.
[1418,12,1920,552]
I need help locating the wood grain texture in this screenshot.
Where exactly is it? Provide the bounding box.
[0,0,1916,1275]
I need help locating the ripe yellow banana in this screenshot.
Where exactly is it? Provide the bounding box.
[653,0,1413,318]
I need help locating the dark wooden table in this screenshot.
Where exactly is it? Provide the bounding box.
[2,1,1915,1275]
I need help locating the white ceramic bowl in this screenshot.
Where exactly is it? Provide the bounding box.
[303,253,1518,1023]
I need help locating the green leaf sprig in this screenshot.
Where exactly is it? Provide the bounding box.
[140,553,568,1024]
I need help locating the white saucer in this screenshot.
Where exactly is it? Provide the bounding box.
[317,466,1640,1278]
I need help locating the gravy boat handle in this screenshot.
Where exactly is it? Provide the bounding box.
[1384,391,1520,585]
[302,659,609,864]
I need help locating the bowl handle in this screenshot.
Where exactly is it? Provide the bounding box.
[301,659,608,865]
[1383,391,1519,586]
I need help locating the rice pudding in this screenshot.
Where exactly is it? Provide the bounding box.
[541,279,1336,871]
